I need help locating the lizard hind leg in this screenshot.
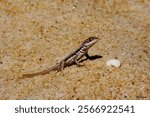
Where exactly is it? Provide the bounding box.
[60,61,65,71]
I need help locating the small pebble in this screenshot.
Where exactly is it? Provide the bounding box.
[106,59,121,68]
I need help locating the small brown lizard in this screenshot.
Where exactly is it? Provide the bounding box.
[22,37,99,77]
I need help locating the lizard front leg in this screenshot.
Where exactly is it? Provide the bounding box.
[74,56,84,67]
[85,53,90,59]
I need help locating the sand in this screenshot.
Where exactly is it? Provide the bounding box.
[0,0,149,99]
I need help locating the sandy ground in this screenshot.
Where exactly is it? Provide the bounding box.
[0,0,150,100]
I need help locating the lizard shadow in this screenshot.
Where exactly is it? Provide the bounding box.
[79,55,103,63]
[66,55,102,67]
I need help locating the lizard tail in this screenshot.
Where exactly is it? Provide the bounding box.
[21,64,60,78]
[22,69,51,77]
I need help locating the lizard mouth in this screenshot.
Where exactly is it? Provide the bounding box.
[89,37,99,45]
[84,38,99,49]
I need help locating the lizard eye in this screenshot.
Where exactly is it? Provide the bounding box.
[89,37,99,41]
[88,37,95,41]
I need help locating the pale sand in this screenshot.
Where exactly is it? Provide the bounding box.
[0,0,149,99]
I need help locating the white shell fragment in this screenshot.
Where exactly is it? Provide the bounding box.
[106,59,121,68]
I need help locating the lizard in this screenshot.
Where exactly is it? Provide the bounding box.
[22,37,99,77]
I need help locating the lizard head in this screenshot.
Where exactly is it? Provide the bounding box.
[82,37,99,48]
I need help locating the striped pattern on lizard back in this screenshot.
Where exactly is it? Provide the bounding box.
[21,37,99,77]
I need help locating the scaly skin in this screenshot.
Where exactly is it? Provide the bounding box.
[22,37,99,77]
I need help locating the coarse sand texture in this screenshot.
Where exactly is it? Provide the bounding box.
[0,0,149,99]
